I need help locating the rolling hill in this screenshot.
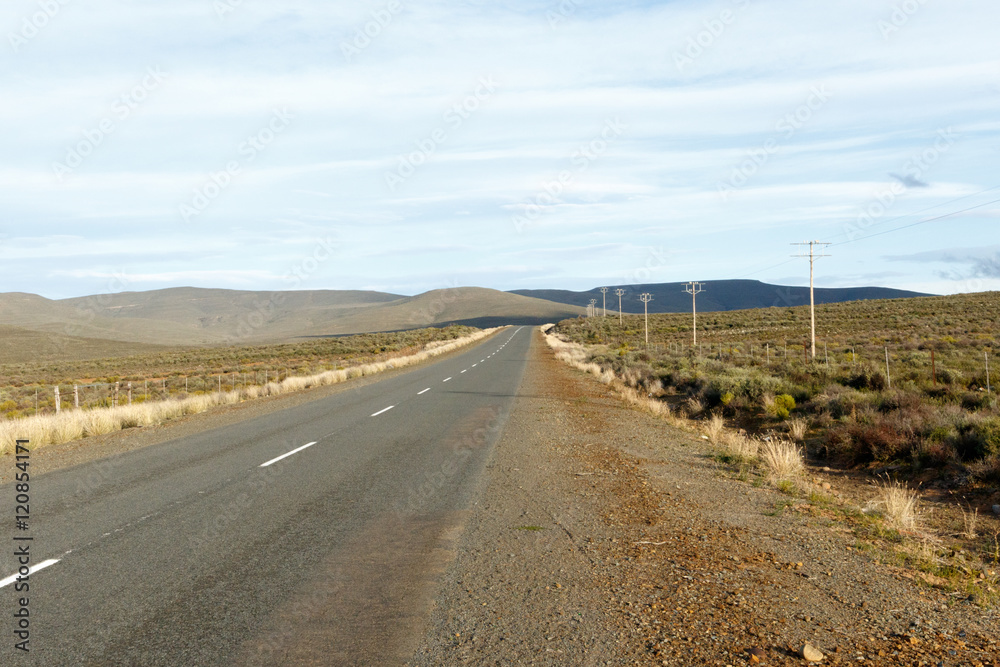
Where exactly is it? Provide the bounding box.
[0,287,585,347]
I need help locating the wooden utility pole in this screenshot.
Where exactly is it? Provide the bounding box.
[792,241,831,360]
[684,282,704,347]
[615,289,625,325]
[639,293,653,347]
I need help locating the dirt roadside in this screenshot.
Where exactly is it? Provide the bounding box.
[409,328,998,666]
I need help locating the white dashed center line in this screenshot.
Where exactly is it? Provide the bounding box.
[0,559,61,589]
[461,369,467,373]
[260,441,318,467]
[371,406,395,417]
[443,377,452,382]
[418,388,431,395]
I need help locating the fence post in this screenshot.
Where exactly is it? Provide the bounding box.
[113,382,120,408]
[55,386,60,414]
[74,384,79,409]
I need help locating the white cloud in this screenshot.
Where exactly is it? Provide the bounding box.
[1,0,998,298]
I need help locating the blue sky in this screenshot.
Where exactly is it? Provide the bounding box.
[1,0,998,299]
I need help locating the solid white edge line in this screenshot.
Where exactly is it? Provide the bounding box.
[260,441,318,467]
[370,405,395,417]
[0,559,61,589]
[418,388,431,395]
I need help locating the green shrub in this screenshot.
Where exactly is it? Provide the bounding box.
[955,417,1000,461]
[768,394,796,420]
[846,364,887,391]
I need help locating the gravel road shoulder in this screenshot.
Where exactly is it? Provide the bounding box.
[410,328,998,666]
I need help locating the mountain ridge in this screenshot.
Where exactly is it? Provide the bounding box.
[509,279,934,314]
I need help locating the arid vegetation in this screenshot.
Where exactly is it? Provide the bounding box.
[0,326,478,419]
[545,292,1000,606]
[554,292,999,486]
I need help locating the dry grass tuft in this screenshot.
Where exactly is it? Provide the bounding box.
[787,417,808,442]
[761,438,804,481]
[875,479,921,531]
[704,414,726,443]
[684,397,705,417]
[719,431,761,462]
[960,504,979,539]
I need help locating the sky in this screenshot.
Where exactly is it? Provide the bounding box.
[1,0,998,300]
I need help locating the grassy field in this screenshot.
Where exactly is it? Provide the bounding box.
[0,326,478,419]
[553,292,1000,486]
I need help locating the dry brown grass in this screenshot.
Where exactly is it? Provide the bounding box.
[719,431,761,462]
[543,329,681,425]
[761,438,804,481]
[875,479,921,531]
[960,504,979,539]
[787,417,808,442]
[704,414,726,443]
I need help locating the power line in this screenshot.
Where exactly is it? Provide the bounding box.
[733,186,1000,280]
[831,196,1000,247]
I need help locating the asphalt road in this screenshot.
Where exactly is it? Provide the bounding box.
[1,326,529,665]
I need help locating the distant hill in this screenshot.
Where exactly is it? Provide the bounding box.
[0,324,172,364]
[0,280,932,353]
[510,280,933,314]
[0,286,585,347]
